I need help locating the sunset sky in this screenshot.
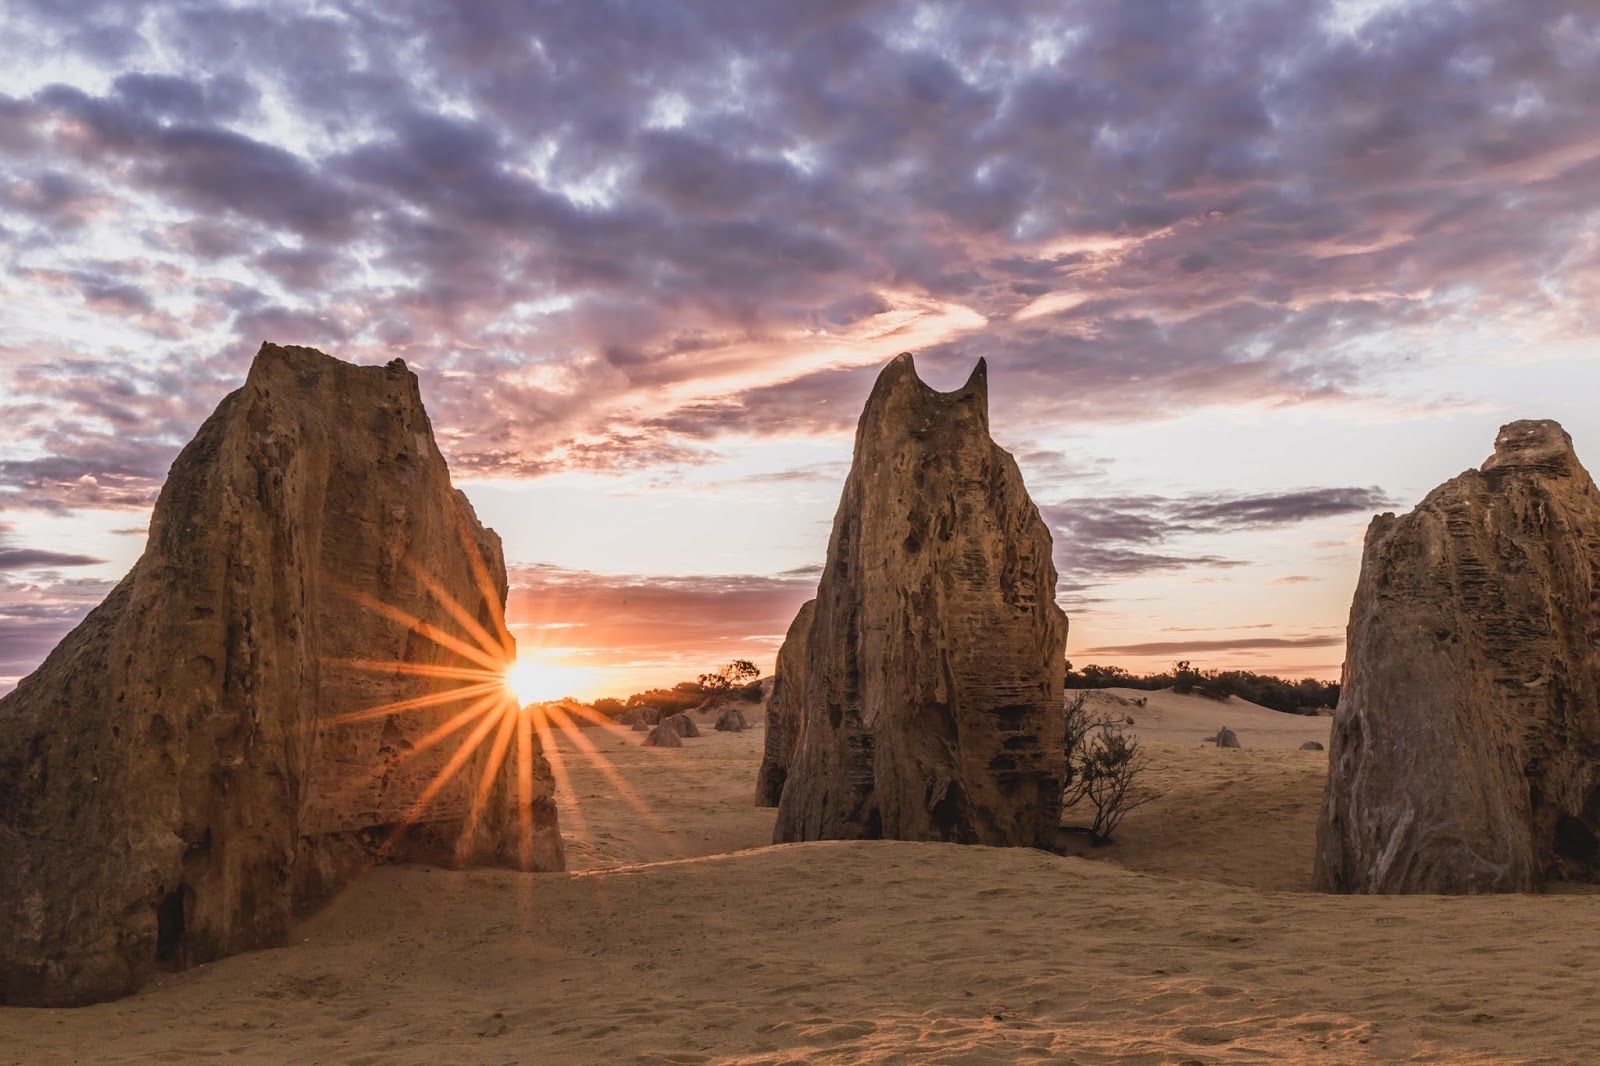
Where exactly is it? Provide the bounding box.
[4,1,1600,698]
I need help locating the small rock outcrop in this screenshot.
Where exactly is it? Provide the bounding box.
[715,708,749,732]
[664,712,700,738]
[0,344,564,1006]
[643,724,683,748]
[1301,740,1325,752]
[1216,728,1240,749]
[630,720,649,732]
[755,600,815,807]
[1315,420,1600,894]
[774,354,1068,847]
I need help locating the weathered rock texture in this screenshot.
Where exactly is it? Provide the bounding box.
[714,707,749,732]
[773,354,1068,847]
[665,713,700,738]
[0,344,563,1006]
[754,600,814,807]
[1315,420,1600,894]
[642,724,682,748]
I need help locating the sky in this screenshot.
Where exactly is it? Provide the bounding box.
[3,0,1600,699]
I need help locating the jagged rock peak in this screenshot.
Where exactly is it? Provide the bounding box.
[1482,418,1577,477]
[868,352,989,432]
[0,342,563,1006]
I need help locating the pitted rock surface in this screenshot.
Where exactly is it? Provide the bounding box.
[1315,420,1600,893]
[774,354,1067,847]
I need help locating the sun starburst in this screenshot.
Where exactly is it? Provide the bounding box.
[318,516,670,870]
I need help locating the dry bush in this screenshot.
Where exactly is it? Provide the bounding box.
[1061,693,1161,845]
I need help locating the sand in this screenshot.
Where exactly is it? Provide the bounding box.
[4,693,1599,1064]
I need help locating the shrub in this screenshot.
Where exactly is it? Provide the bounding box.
[1071,723,1159,844]
[1170,659,1205,695]
[1061,694,1161,845]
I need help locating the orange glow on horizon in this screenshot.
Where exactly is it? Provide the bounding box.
[503,652,605,705]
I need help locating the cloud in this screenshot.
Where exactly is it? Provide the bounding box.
[1044,486,1389,581]
[1173,488,1394,527]
[1081,635,1344,656]
[0,574,116,690]
[2,0,1598,691]
[1,0,1596,494]
[0,548,105,569]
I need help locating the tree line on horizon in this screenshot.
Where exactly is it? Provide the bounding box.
[590,660,765,719]
[1065,660,1338,715]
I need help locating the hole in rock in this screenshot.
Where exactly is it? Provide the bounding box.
[993,705,1028,733]
[1554,814,1599,864]
[155,884,192,964]
[930,781,968,842]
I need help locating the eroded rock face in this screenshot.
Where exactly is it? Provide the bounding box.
[774,354,1068,847]
[0,344,563,1006]
[755,600,815,807]
[1315,420,1600,894]
[714,707,749,732]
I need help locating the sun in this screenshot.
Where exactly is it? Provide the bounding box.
[503,654,597,705]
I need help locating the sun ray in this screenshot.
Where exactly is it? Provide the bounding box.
[404,691,508,761]
[318,690,507,811]
[320,679,506,727]
[545,705,677,848]
[530,702,589,843]
[326,578,508,674]
[318,535,622,869]
[394,693,514,840]
[558,700,700,786]
[400,554,508,667]
[515,710,537,868]
[458,700,521,855]
[325,657,504,683]
[558,700,646,743]
[455,510,517,658]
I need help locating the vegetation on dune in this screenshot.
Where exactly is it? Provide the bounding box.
[1065,659,1338,715]
[1059,692,1161,846]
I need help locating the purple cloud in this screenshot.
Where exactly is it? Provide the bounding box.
[1,0,1597,498]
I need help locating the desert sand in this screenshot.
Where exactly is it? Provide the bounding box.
[4,693,1599,1064]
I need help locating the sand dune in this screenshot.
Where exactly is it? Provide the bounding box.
[4,695,1598,1064]
[1059,689,1332,891]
